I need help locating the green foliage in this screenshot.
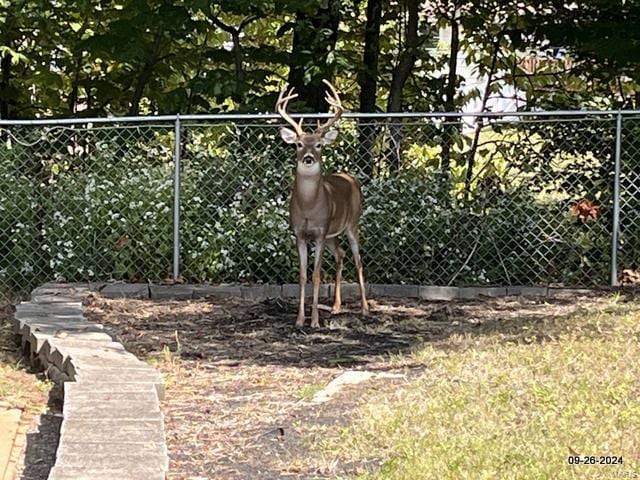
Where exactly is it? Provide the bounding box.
[0,121,621,290]
[2,0,639,120]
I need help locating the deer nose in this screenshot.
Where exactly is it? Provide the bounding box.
[302,155,314,165]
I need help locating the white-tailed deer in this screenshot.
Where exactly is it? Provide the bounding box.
[276,79,369,328]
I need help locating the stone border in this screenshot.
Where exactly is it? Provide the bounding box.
[11,283,168,480]
[93,281,596,301]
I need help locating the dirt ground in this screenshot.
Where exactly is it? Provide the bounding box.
[84,292,615,480]
[0,306,60,480]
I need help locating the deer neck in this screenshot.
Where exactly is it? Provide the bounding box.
[294,169,325,209]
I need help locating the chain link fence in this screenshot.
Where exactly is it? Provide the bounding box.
[1,111,637,296]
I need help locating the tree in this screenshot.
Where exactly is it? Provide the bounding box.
[357,0,382,176]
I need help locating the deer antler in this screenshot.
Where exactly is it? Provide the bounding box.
[276,86,305,136]
[316,79,344,134]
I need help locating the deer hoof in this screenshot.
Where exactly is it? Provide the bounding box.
[331,305,341,314]
[295,317,305,328]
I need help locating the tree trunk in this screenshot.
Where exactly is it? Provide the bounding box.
[464,38,501,198]
[129,28,164,116]
[287,1,340,112]
[386,0,420,171]
[440,15,460,174]
[0,51,12,119]
[68,55,83,115]
[357,0,382,178]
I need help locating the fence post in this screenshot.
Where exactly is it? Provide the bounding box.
[173,114,181,281]
[610,111,623,287]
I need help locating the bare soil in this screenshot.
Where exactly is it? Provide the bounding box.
[84,292,614,480]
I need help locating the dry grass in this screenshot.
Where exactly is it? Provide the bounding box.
[0,305,51,415]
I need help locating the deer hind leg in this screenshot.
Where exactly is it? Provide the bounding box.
[346,227,369,316]
[296,237,308,327]
[311,237,326,328]
[326,237,345,314]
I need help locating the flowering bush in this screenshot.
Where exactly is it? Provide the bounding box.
[0,122,614,291]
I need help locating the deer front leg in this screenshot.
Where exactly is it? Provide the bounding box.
[326,238,345,314]
[311,237,326,328]
[296,237,308,327]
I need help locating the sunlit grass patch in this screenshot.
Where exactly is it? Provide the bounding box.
[325,295,640,479]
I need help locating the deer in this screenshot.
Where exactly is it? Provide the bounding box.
[276,79,369,328]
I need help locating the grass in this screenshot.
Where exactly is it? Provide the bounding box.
[323,294,640,479]
[0,306,51,414]
[298,383,325,401]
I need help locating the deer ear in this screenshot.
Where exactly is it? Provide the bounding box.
[280,127,298,144]
[322,129,338,145]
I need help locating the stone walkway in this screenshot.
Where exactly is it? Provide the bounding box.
[12,283,168,480]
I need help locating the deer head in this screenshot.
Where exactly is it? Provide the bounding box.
[276,79,344,174]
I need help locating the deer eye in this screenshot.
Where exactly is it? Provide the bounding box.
[296,142,304,149]
[315,143,321,149]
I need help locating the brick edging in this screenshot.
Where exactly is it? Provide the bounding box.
[91,281,596,301]
[11,284,168,480]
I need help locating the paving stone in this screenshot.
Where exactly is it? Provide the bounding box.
[16,316,88,330]
[73,370,163,388]
[18,319,90,336]
[48,466,165,480]
[48,342,129,368]
[64,387,159,407]
[60,418,165,443]
[55,349,137,374]
[547,288,594,298]
[15,305,82,317]
[48,331,113,342]
[240,285,267,300]
[506,286,549,297]
[192,284,242,298]
[281,284,299,298]
[458,287,508,299]
[64,381,157,396]
[32,282,100,296]
[149,284,195,300]
[100,283,149,299]
[264,284,283,298]
[340,282,367,301]
[56,437,166,458]
[72,374,165,400]
[418,286,459,301]
[55,451,168,471]
[65,358,150,376]
[23,321,105,335]
[32,294,85,304]
[62,398,160,420]
[282,283,332,299]
[370,284,420,298]
[64,394,160,414]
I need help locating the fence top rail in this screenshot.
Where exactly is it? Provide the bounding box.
[0,109,637,126]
